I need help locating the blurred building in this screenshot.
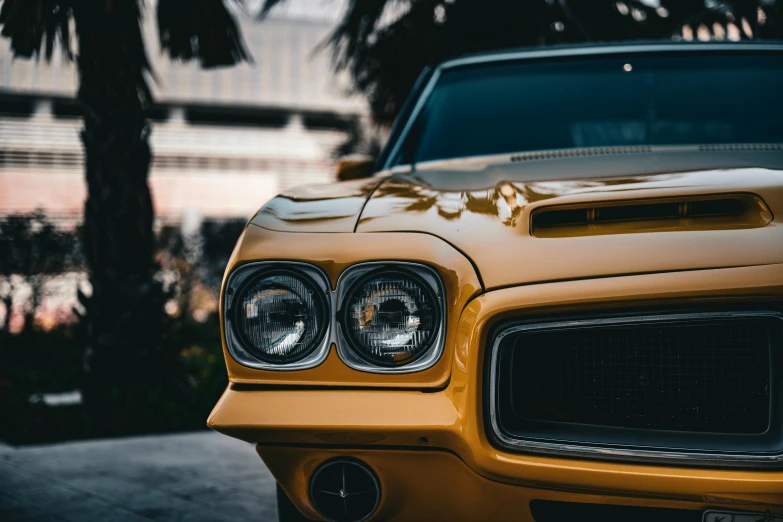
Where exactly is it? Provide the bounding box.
[0,0,365,227]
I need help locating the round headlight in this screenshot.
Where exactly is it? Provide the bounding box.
[233,270,327,364]
[342,270,440,367]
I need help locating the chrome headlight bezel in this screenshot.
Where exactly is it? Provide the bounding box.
[336,262,447,374]
[223,261,331,371]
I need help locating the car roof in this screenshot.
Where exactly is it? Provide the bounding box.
[438,40,783,72]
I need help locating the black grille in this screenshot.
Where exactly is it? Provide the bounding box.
[502,318,771,434]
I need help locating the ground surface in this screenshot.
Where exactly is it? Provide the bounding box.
[0,431,278,522]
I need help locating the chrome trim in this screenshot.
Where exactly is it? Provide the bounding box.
[335,262,447,374]
[223,261,332,371]
[488,311,783,467]
[383,66,442,170]
[440,41,783,73]
[382,41,783,170]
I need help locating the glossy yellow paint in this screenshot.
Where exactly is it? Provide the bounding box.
[209,263,783,519]
[250,176,383,233]
[260,447,781,522]
[249,152,783,290]
[357,167,783,289]
[212,148,783,519]
[219,224,481,387]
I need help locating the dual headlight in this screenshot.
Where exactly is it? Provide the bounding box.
[224,262,445,373]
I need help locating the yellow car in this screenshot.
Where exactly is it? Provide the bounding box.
[209,42,783,522]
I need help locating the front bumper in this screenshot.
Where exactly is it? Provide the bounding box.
[258,445,780,521]
[211,386,783,520]
[209,264,783,520]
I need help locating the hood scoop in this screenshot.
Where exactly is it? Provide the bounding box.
[531,194,773,238]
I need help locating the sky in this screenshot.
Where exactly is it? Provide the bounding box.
[245,0,348,22]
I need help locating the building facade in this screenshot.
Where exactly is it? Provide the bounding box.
[0,0,366,227]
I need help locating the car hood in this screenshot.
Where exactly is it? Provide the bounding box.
[251,177,382,233]
[356,149,783,289]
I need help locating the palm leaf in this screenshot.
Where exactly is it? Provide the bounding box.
[0,0,72,60]
[259,0,285,17]
[158,0,250,68]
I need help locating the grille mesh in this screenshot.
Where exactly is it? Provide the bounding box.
[509,319,771,433]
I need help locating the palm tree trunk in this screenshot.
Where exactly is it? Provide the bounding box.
[1,293,12,332]
[73,0,194,434]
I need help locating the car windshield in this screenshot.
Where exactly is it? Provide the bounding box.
[394,53,783,165]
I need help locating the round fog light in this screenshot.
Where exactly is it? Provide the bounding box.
[310,458,380,522]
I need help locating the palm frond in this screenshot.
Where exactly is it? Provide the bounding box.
[330,0,549,123]
[328,0,390,70]
[0,0,73,61]
[157,0,250,68]
[321,0,783,123]
[259,0,285,17]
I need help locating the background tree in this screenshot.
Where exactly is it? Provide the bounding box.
[262,0,783,125]
[0,0,248,433]
[0,211,80,332]
[155,217,244,325]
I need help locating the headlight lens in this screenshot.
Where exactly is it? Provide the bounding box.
[342,270,440,366]
[234,271,327,363]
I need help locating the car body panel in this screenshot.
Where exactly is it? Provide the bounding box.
[250,177,383,233]
[220,224,481,386]
[358,151,783,289]
[211,42,783,520]
[261,447,782,522]
[209,263,783,519]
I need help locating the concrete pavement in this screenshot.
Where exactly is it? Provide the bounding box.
[0,431,279,522]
